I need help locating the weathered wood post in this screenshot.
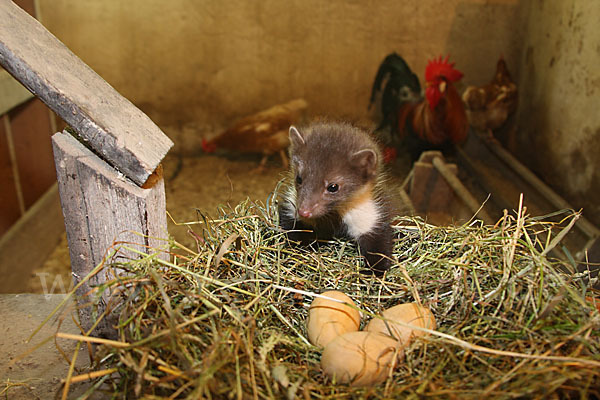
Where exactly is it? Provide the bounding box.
[52,133,169,337]
[0,1,173,337]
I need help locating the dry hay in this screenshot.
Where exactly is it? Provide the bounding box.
[54,193,600,399]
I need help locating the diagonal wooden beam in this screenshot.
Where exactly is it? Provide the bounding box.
[0,0,173,186]
[478,130,600,239]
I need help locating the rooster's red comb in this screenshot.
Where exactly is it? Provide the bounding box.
[425,55,463,83]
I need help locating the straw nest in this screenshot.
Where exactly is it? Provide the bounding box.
[58,191,599,399]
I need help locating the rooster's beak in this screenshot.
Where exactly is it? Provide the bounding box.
[439,80,447,93]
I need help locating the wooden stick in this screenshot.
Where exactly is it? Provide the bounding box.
[56,332,129,348]
[479,131,600,238]
[62,368,118,384]
[398,187,416,215]
[431,156,494,224]
[455,146,513,212]
[400,168,414,190]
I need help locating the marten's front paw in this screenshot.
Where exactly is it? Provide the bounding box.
[361,254,391,277]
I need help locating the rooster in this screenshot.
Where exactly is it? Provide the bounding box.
[370,53,468,160]
[369,53,422,133]
[462,56,518,132]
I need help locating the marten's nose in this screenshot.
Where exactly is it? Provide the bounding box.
[298,209,312,218]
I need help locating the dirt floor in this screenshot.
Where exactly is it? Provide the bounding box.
[0,294,97,399]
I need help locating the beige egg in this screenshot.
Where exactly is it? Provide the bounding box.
[366,303,436,345]
[307,290,361,347]
[321,331,402,386]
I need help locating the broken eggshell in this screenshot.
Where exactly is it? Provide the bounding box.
[321,331,402,386]
[307,290,361,347]
[366,303,436,345]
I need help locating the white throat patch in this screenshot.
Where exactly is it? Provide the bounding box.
[342,198,379,239]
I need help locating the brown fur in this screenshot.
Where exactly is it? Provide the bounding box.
[279,121,394,275]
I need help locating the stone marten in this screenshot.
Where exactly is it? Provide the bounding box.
[278,121,394,275]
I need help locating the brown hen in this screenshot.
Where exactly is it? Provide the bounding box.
[462,57,518,131]
[202,98,308,167]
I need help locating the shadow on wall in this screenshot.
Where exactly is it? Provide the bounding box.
[445,1,526,87]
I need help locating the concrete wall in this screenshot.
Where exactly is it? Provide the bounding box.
[37,0,524,129]
[516,0,600,224]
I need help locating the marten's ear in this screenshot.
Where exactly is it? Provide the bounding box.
[351,149,378,176]
[289,126,305,148]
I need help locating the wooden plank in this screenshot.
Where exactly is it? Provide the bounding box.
[0,183,64,293]
[0,1,173,186]
[410,162,451,213]
[52,130,169,337]
[0,69,34,115]
[410,151,457,214]
[455,145,514,213]
[431,156,495,225]
[479,131,600,238]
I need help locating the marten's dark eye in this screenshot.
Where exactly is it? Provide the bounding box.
[296,175,302,185]
[327,183,339,193]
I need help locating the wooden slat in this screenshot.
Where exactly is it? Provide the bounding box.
[0,183,64,293]
[52,130,169,337]
[0,1,173,186]
[410,151,458,215]
[410,161,456,214]
[431,156,495,225]
[479,131,600,238]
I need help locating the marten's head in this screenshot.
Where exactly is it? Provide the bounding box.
[288,122,381,220]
